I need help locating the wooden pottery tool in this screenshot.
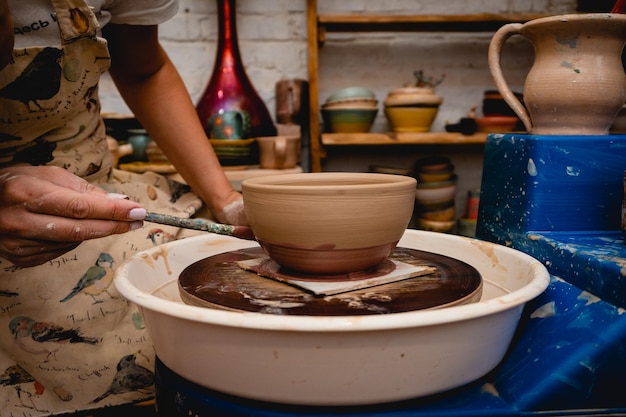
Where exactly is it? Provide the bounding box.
[145,212,254,240]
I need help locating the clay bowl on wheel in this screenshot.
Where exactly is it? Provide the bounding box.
[241,172,417,275]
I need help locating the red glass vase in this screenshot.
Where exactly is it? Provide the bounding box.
[196,0,276,150]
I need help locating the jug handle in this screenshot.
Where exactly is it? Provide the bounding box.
[488,23,532,132]
[274,136,287,168]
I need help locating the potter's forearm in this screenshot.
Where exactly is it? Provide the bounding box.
[105,24,246,225]
[114,52,234,211]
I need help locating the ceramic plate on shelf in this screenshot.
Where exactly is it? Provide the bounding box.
[210,138,256,147]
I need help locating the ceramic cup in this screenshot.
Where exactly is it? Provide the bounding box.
[207,110,251,139]
[256,135,300,169]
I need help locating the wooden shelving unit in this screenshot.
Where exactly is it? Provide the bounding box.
[321,132,488,146]
[306,0,549,172]
[316,13,550,38]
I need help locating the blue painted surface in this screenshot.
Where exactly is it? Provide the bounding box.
[477,134,626,306]
[510,231,626,309]
[477,134,626,239]
[473,133,626,415]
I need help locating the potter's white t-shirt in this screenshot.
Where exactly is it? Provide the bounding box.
[10,0,178,47]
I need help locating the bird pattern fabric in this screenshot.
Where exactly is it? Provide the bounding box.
[0,3,111,179]
[0,0,204,415]
[0,169,201,416]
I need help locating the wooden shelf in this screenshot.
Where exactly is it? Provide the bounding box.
[321,132,487,146]
[306,0,545,171]
[317,13,551,35]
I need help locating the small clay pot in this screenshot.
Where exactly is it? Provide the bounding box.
[241,172,417,275]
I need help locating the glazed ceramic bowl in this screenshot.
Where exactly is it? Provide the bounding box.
[417,218,456,233]
[321,107,378,133]
[325,86,376,103]
[384,106,439,133]
[114,229,550,406]
[384,87,443,107]
[414,155,453,172]
[419,204,456,221]
[209,138,258,166]
[482,89,522,117]
[415,176,457,206]
[415,183,456,205]
[241,172,416,274]
[475,116,519,133]
[321,98,378,110]
[417,169,454,183]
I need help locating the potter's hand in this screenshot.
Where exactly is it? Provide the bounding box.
[0,166,146,268]
[0,0,14,71]
[211,192,254,240]
[213,192,248,226]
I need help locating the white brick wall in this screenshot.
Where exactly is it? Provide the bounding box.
[99,0,308,116]
[99,0,578,129]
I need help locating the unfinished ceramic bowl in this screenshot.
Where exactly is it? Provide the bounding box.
[113,230,550,406]
[241,172,416,274]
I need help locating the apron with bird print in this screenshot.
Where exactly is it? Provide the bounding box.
[0,1,204,415]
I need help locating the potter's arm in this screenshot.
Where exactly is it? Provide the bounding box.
[103,23,248,226]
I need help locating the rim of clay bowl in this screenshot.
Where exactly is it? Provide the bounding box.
[326,86,376,103]
[114,230,550,333]
[321,101,379,110]
[322,97,378,105]
[416,174,458,188]
[242,171,415,192]
[384,93,443,107]
[388,86,435,95]
[321,107,379,114]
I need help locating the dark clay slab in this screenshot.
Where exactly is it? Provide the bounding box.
[178,247,482,316]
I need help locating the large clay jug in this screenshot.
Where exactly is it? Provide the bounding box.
[489,13,626,135]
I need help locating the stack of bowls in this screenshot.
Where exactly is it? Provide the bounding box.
[475,90,522,133]
[321,87,378,133]
[457,187,480,237]
[413,156,457,233]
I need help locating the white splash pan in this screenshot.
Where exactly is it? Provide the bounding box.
[114,229,549,406]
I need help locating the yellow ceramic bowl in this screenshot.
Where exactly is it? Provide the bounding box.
[419,205,456,222]
[321,108,378,133]
[384,106,439,133]
[417,218,456,233]
[417,170,454,183]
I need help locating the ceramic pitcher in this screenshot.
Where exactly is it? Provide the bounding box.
[489,13,626,135]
